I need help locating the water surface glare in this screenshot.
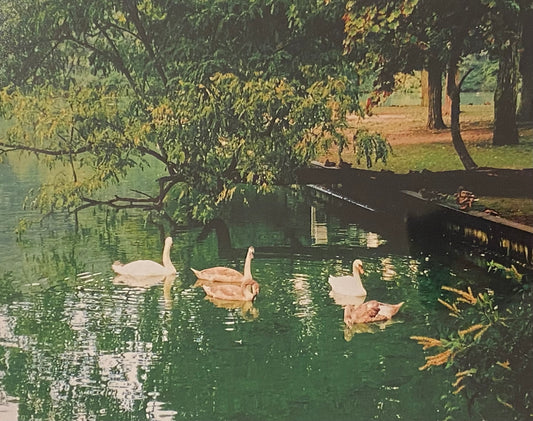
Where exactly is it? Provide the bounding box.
[0,161,511,420]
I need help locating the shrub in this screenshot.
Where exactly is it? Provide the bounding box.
[411,281,533,420]
[353,128,392,168]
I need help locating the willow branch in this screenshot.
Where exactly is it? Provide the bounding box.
[68,128,78,182]
[77,194,158,212]
[76,172,186,213]
[21,39,65,84]
[98,27,144,98]
[138,145,178,174]
[158,174,185,199]
[138,145,166,162]
[122,0,168,86]
[0,141,90,156]
[104,20,142,43]
[66,32,143,100]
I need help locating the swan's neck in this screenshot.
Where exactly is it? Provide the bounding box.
[243,282,255,300]
[352,264,361,280]
[162,242,175,273]
[243,251,253,279]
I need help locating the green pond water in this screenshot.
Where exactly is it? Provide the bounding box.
[0,160,517,421]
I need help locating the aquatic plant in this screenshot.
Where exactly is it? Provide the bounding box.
[411,284,533,420]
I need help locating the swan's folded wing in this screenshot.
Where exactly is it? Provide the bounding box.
[194,266,244,282]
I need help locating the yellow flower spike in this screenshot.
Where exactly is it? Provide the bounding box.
[419,349,453,370]
[473,324,490,341]
[438,298,459,313]
[453,385,466,395]
[456,368,477,377]
[452,376,464,388]
[410,336,443,349]
[458,324,485,338]
[441,285,477,305]
[496,360,511,370]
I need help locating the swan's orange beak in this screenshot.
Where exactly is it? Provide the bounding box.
[358,265,364,274]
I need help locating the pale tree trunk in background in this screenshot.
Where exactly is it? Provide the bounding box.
[421,69,428,107]
[426,57,446,129]
[517,8,533,121]
[493,40,519,145]
[443,68,459,117]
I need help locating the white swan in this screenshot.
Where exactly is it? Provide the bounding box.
[328,259,366,297]
[112,237,176,277]
[191,246,254,283]
[113,273,175,288]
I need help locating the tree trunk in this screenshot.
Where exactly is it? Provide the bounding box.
[421,69,428,107]
[447,43,478,170]
[426,57,446,129]
[517,8,533,121]
[442,68,459,117]
[493,40,519,145]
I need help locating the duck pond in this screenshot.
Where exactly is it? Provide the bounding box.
[0,159,529,421]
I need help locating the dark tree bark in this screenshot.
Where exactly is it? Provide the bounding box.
[493,40,519,145]
[517,8,533,121]
[447,39,478,170]
[426,56,446,130]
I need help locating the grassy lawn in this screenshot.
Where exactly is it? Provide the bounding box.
[321,104,533,173]
[371,139,533,173]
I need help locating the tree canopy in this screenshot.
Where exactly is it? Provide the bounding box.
[0,0,359,221]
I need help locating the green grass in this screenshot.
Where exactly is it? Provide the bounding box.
[324,104,533,173]
[369,138,533,173]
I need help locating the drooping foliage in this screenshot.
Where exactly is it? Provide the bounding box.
[0,0,360,221]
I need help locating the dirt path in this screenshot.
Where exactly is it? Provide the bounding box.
[353,114,494,145]
[346,107,495,145]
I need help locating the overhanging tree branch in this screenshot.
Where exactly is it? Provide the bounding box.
[122,0,168,87]
[65,31,143,99]
[75,173,186,213]
[0,141,90,156]
[77,194,158,211]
